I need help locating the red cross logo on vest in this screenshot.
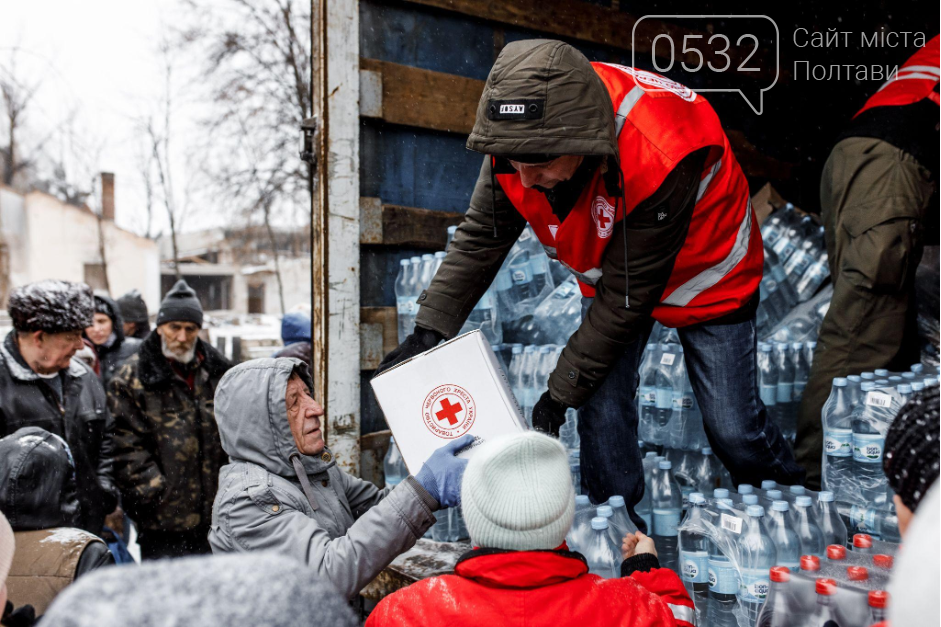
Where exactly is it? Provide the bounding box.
[422,384,477,439]
[591,196,616,239]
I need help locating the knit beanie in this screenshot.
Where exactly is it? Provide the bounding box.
[156,280,203,327]
[116,289,149,323]
[0,510,13,592]
[884,385,940,513]
[7,280,94,333]
[461,431,575,551]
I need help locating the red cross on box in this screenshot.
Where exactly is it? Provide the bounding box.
[435,397,463,426]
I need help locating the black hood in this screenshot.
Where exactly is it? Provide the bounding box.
[0,427,80,530]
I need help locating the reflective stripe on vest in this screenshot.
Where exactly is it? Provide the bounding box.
[662,198,753,307]
[614,85,645,136]
[668,603,698,626]
[696,159,722,203]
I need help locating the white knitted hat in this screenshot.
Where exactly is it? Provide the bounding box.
[461,431,575,551]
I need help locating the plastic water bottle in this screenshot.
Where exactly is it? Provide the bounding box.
[584,517,619,579]
[493,268,519,321]
[651,460,683,571]
[607,495,639,537]
[795,254,829,303]
[637,344,661,441]
[738,505,777,625]
[636,484,653,534]
[815,491,848,548]
[569,450,581,495]
[822,378,854,494]
[446,225,457,248]
[383,436,408,488]
[868,590,890,624]
[418,253,436,290]
[756,566,793,627]
[792,341,809,400]
[461,287,502,345]
[693,447,719,494]
[707,507,741,627]
[566,494,594,551]
[773,342,796,440]
[394,259,416,342]
[508,250,536,302]
[836,501,901,543]
[852,382,892,501]
[809,578,840,626]
[758,343,779,423]
[791,496,825,557]
[654,344,676,427]
[766,501,801,569]
[679,493,711,616]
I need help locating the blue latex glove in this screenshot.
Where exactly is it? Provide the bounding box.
[415,434,474,508]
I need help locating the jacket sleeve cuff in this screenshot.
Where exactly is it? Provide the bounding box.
[621,553,661,576]
[413,291,471,340]
[404,475,440,513]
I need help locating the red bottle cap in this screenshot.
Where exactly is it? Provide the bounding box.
[847,566,869,581]
[770,566,791,582]
[868,590,889,608]
[816,578,838,596]
[873,554,894,569]
[853,534,873,548]
[801,555,821,571]
[826,545,846,560]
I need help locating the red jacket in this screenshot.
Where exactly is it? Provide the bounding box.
[366,549,695,627]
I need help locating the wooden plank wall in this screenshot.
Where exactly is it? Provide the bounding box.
[357,0,796,435]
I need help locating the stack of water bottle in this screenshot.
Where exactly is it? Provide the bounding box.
[676,481,896,627]
[565,494,639,578]
[383,436,470,542]
[757,341,814,444]
[821,364,940,510]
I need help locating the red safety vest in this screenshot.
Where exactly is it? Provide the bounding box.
[856,34,940,117]
[496,63,762,328]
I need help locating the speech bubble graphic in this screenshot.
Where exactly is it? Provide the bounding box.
[632,15,780,115]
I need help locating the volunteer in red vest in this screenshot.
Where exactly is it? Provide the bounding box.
[377,39,805,531]
[795,34,939,486]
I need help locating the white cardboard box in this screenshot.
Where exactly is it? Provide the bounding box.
[370,330,528,474]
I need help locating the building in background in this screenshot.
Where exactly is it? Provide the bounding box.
[0,173,160,311]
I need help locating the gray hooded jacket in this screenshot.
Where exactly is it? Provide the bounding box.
[209,358,438,599]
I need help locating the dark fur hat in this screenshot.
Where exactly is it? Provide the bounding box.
[8,280,95,333]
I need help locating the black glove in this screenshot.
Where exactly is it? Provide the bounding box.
[375,326,443,376]
[532,391,568,437]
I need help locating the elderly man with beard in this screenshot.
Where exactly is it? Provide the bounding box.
[109,280,232,559]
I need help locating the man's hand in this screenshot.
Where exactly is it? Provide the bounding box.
[415,434,474,509]
[621,531,658,560]
[374,327,443,376]
[531,391,567,437]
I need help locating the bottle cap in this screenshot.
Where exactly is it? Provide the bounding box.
[873,554,894,569]
[702,447,713,455]
[772,500,790,512]
[817,491,834,503]
[575,495,590,507]
[434,251,446,259]
[738,484,754,495]
[807,341,817,349]
[769,566,791,583]
[847,375,862,383]
[511,345,522,354]
[854,534,873,549]
[868,590,890,609]
[774,341,788,350]
[399,259,409,266]
[816,578,837,596]
[421,253,434,260]
[833,377,847,387]
[874,369,889,377]
[789,485,806,496]
[761,480,777,490]
[912,382,926,392]
[861,372,875,380]
[713,488,730,499]
[389,435,395,443]
[795,496,812,507]
[861,381,876,391]
[689,493,705,505]
[654,456,665,463]
[743,494,759,505]
[524,345,535,353]
[827,545,847,560]
[791,341,802,351]
[608,495,625,508]
[801,555,821,571]
[447,225,457,233]
[746,505,764,517]
[847,566,869,581]
[658,460,672,470]
[767,489,783,501]
[911,363,925,373]
[590,517,608,530]
[596,505,613,518]
[898,383,912,394]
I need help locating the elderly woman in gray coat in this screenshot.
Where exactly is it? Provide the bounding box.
[209,358,469,600]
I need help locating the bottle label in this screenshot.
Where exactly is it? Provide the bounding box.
[776,382,793,403]
[852,433,885,464]
[660,353,676,366]
[511,267,533,284]
[759,384,777,406]
[396,296,415,314]
[672,395,695,410]
[655,388,672,410]
[653,509,681,537]
[720,513,743,535]
[639,385,656,407]
[850,505,876,533]
[824,428,852,458]
[681,550,709,583]
[739,568,771,603]
[708,559,741,595]
[865,392,892,408]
